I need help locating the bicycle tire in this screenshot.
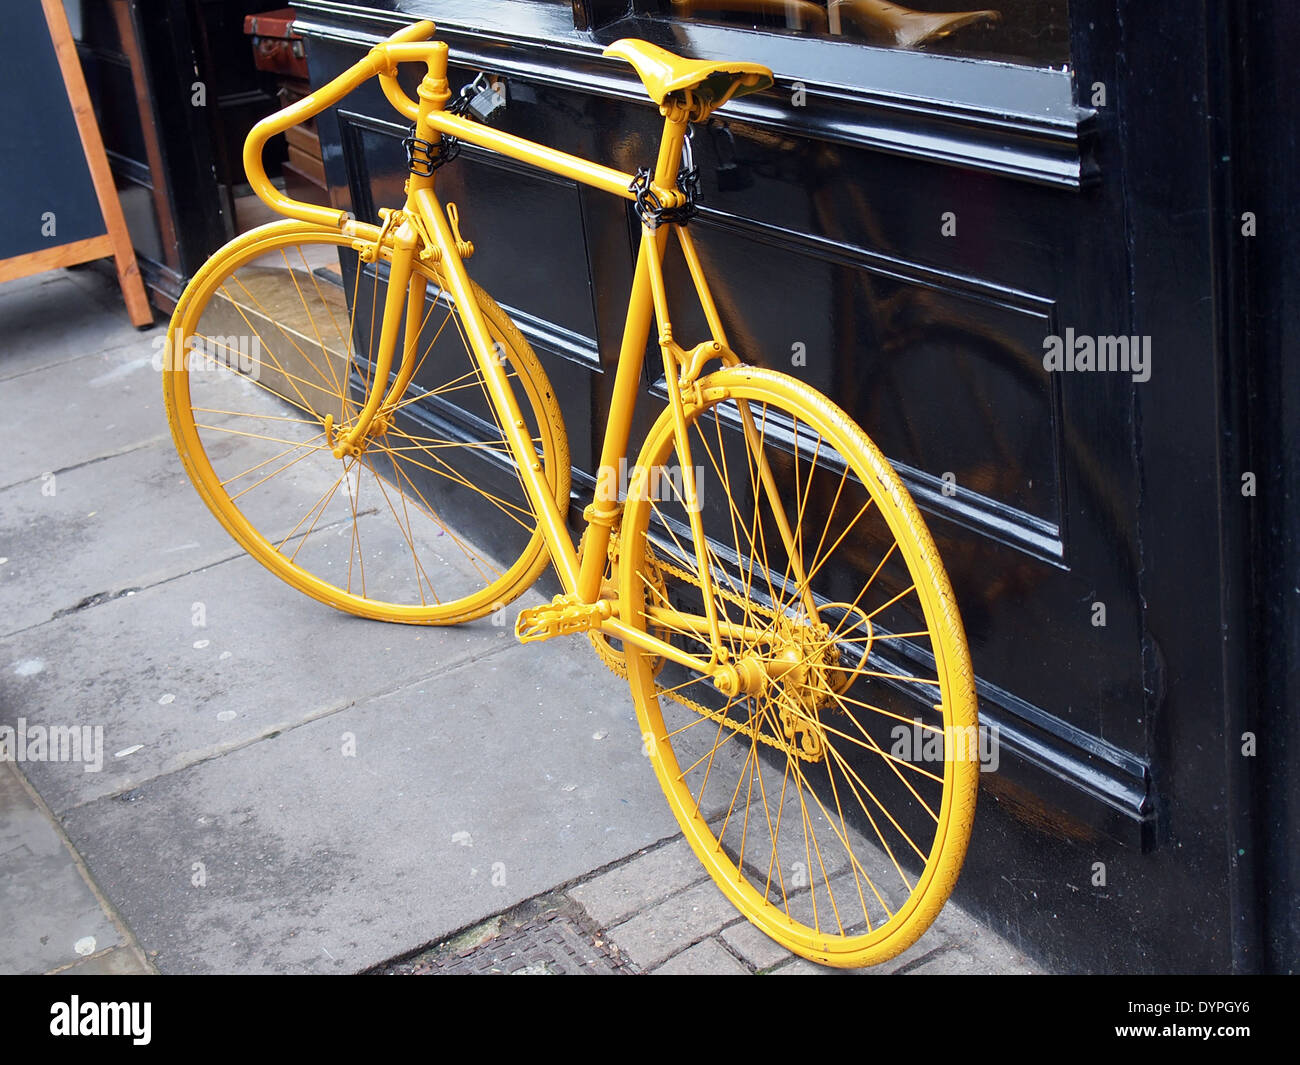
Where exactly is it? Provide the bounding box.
[163,220,569,623]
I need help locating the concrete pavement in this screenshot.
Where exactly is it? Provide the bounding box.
[0,266,1041,975]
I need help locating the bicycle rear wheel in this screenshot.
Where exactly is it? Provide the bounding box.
[163,220,569,622]
[619,366,977,967]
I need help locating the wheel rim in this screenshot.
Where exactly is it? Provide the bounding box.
[619,368,977,967]
[164,223,567,622]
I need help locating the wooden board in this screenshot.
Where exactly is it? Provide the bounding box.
[0,0,151,326]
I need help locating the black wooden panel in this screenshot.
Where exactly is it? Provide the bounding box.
[437,148,599,349]
[70,0,229,304]
[665,217,1063,532]
[190,0,285,191]
[336,110,409,221]
[78,49,150,165]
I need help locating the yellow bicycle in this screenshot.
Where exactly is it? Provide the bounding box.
[162,20,978,968]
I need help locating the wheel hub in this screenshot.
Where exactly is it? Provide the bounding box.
[709,612,853,761]
[323,410,392,459]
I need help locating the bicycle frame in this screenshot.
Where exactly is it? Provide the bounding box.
[242,20,815,678]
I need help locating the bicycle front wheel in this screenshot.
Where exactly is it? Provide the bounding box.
[618,366,977,968]
[163,220,569,623]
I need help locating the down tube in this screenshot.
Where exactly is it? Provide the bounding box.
[410,186,580,592]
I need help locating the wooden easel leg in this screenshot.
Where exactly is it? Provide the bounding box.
[41,0,154,329]
[112,247,153,328]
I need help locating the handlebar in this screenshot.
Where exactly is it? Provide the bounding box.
[242,20,438,227]
[382,19,438,45]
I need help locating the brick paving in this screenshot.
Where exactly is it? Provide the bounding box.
[380,835,1045,975]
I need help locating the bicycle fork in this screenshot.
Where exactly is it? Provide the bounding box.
[324,217,421,459]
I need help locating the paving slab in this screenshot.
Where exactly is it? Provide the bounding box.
[568,835,706,927]
[604,877,739,969]
[0,431,515,639]
[0,551,532,810]
[718,917,796,972]
[3,330,168,489]
[56,636,675,973]
[651,937,749,975]
[0,761,145,974]
[53,946,151,975]
[0,440,246,634]
[906,936,1042,974]
[926,892,1044,971]
[0,271,146,383]
[767,957,844,975]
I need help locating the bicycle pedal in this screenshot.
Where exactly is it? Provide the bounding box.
[515,595,612,644]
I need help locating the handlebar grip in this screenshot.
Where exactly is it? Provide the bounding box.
[241,21,438,227]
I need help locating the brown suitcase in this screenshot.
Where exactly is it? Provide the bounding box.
[243,8,308,81]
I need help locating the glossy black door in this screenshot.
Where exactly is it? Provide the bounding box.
[292,0,1290,972]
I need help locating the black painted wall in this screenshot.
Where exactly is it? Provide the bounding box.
[285,0,1293,972]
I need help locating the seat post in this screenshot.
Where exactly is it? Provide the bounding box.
[653,112,690,188]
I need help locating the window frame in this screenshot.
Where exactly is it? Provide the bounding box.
[570,0,1093,188]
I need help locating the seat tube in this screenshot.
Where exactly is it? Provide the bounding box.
[576,231,665,605]
[574,114,686,605]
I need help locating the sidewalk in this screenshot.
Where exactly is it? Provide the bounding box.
[0,267,1042,975]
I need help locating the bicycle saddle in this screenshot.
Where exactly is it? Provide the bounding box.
[604,39,773,115]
